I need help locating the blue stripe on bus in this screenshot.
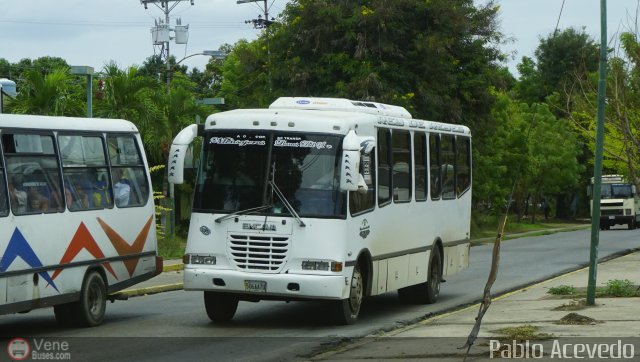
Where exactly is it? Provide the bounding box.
[0,228,59,292]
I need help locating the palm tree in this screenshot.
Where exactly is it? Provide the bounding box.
[8,67,84,116]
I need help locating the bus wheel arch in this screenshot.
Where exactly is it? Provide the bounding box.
[356,249,373,297]
[398,238,443,304]
[334,252,369,325]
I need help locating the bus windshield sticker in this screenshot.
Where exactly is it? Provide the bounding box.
[274,136,333,150]
[209,136,266,147]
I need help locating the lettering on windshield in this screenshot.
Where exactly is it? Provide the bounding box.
[274,136,333,150]
[209,136,266,147]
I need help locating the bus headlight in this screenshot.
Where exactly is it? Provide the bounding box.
[302,260,343,272]
[184,254,216,265]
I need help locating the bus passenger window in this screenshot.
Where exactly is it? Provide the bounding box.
[108,135,150,207]
[429,134,441,200]
[2,133,64,214]
[414,133,427,201]
[456,137,471,196]
[377,129,391,206]
[392,130,411,202]
[0,169,9,217]
[59,134,112,211]
[441,135,455,200]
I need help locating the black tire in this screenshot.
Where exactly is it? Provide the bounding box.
[424,249,442,303]
[204,292,239,322]
[398,249,442,304]
[334,264,364,325]
[629,219,636,230]
[53,303,74,327]
[72,271,107,327]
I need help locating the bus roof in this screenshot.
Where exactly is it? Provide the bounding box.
[269,97,413,119]
[0,114,139,133]
[205,98,471,137]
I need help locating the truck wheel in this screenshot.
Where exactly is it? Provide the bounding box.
[334,264,364,325]
[204,292,238,322]
[72,271,107,327]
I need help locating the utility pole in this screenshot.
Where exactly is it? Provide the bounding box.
[237,0,275,29]
[141,0,193,236]
[587,0,608,306]
[141,0,193,89]
[237,0,276,93]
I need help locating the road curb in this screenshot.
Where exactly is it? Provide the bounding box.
[120,282,184,298]
[162,263,184,272]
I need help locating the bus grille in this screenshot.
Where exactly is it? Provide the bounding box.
[601,209,622,216]
[228,235,289,272]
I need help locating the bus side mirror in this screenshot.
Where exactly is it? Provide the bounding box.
[168,124,199,184]
[340,149,360,192]
[340,131,374,192]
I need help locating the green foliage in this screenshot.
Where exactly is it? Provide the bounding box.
[599,279,636,297]
[8,67,84,116]
[157,233,186,259]
[548,285,578,296]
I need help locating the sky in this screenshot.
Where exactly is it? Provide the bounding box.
[1,0,639,79]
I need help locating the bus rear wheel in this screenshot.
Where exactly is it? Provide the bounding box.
[72,271,107,327]
[204,292,239,322]
[399,249,442,304]
[334,264,363,325]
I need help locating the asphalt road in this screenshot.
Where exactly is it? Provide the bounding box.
[2,226,639,361]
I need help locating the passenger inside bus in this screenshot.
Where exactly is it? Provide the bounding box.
[27,187,49,212]
[112,168,131,207]
[8,176,27,214]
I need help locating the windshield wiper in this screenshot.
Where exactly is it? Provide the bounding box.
[215,204,273,223]
[269,180,306,227]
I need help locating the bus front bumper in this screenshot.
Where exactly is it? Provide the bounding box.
[183,267,348,300]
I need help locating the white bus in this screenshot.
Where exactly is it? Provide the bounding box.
[0,114,162,327]
[589,174,640,230]
[169,97,471,324]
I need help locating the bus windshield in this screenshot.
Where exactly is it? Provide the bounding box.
[601,184,634,199]
[193,131,346,218]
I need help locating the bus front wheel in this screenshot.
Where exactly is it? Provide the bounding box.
[73,271,107,327]
[204,292,238,322]
[334,264,363,325]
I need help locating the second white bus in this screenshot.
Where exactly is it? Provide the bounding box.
[169,97,471,324]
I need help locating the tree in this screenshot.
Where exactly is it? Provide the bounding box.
[568,31,640,188]
[7,67,84,116]
[515,28,599,106]
[474,92,582,222]
[221,0,505,133]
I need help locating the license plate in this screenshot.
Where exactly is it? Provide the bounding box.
[244,280,267,292]
[609,216,615,220]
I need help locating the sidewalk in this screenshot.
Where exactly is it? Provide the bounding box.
[311,251,640,361]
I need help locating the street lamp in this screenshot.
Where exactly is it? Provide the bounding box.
[0,78,17,114]
[167,50,226,87]
[70,66,94,118]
